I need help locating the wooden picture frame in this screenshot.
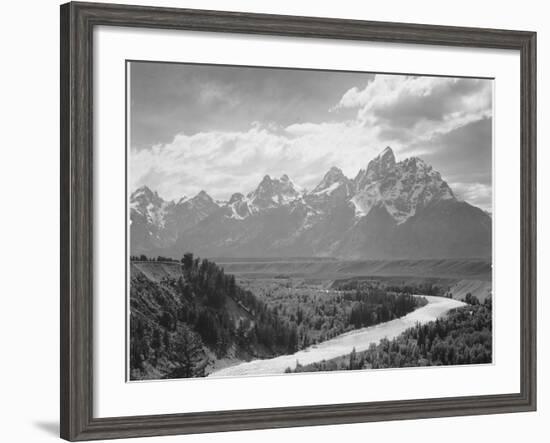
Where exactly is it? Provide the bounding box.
[60,1,536,440]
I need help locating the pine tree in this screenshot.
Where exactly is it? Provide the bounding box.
[163,329,170,350]
[151,328,161,350]
[168,326,206,378]
[227,275,237,298]
[181,252,194,271]
[349,347,357,370]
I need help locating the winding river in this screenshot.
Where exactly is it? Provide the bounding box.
[209,295,465,377]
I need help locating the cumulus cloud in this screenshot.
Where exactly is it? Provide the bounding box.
[131,69,493,210]
[334,75,492,148]
[130,122,382,201]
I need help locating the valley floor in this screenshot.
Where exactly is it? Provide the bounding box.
[209,295,465,377]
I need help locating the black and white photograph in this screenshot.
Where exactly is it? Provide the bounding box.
[128,62,493,380]
[0,0,543,441]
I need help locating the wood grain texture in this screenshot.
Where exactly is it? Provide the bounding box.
[60,2,537,441]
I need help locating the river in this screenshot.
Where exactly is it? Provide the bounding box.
[209,295,465,377]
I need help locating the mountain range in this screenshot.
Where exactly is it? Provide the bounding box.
[130,147,491,260]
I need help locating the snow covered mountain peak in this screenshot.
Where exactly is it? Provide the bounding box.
[400,156,428,171]
[130,185,170,228]
[378,145,396,165]
[354,147,395,191]
[130,146,456,233]
[313,167,346,191]
[247,173,301,211]
[131,185,161,205]
[361,146,396,184]
[132,185,151,196]
[193,190,215,204]
[180,190,219,218]
[228,192,244,204]
[225,193,252,220]
[351,147,455,223]
[308,166,353,205]
[130,147,490,260]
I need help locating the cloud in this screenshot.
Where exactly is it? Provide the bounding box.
[451,182,492,212]
[131,122,383,201]
[130,62,374,149]
[417,117,492,185]
[198,81,240,107]
[131,70,493,211]
[335,75,492,146]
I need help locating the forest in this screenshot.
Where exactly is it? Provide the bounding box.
[238,277,427,346]
[287,295,492,373]
[332,277,451,297]
[130,254,429,379]
[130,253,299,379]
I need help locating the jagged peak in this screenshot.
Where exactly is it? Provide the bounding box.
[131,185,154,198]
[247,172,301,210]
[323,166,346,183]
[254,173,298,191]
[229,192,244,204]
[367,146,396,170]
[351,147,457,223]
[193,190,214,203]
[354,146,397,189]
[326,166,345,177]
[281,174,303,194]
[134,184,152,192]
[130,186,165,208]
[260,174,272,184]
[312,166,350,195]
[401,156,428,168]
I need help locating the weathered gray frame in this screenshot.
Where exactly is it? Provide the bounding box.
[60,2,537,441]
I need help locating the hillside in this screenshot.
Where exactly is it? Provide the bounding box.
[129,257,299,380]
[447,279,492,302]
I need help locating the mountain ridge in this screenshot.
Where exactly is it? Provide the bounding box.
[130,147,491,260]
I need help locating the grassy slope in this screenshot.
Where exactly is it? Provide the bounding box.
[448,279,492,302]
[132,261,184,281]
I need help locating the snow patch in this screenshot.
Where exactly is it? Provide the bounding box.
[311,182,340,196]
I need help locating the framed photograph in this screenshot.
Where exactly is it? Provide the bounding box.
[60,1,536,440]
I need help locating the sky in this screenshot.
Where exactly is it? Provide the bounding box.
[129,61,493,211]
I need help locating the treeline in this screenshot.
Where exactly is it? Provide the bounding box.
[333,279,447,297]
[130,255,179,262]
[241,278,429,349]
[287,297,492,373]
[346,291,427,329]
